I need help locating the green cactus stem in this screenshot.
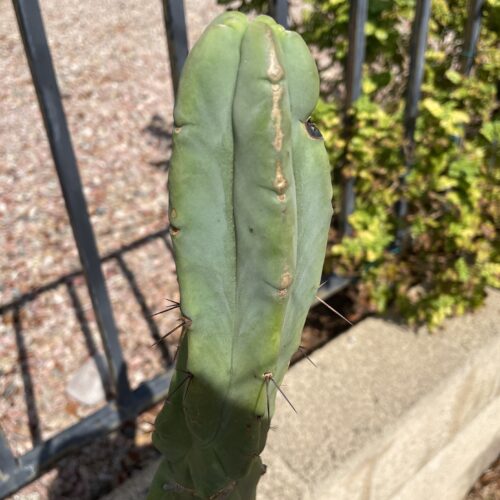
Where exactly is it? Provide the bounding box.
[149,12,332,500]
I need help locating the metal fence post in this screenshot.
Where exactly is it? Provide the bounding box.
[161,0,189,98]
[397,0,432,228]
[461,0,485,75]
[340,0,368,237]
[269,0,288,28]
[403,0,432,147]
[12,0,132,405]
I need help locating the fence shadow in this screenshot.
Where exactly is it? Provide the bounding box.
[142,114,173,172]
[46,421,159,500]
[12,306,42,447]
[0,226,175,471]
[115,254,172,365]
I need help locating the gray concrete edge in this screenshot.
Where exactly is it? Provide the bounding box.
[104,290,500,500]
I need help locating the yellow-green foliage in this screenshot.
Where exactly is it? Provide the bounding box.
[307,0,500,328]
[220,0,499,328]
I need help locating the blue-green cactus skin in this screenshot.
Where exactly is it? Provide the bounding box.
[149,12,332,500]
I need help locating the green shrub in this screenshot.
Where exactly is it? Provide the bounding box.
[219,0,500,328]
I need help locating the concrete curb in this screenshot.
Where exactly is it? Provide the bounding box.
[259,289,500,500]
[104,290,500,500]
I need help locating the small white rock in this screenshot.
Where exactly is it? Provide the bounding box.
[66,353,108,406]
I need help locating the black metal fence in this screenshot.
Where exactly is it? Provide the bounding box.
[0,0,484,497]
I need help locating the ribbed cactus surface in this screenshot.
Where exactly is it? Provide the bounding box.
[148,12,332,499]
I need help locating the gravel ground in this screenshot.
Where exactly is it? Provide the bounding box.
[467,455,500,500]
[0,0,223,497]
[0,0,498,498]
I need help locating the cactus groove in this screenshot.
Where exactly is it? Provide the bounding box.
[149,12,333,499]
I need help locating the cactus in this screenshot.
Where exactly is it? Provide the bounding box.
[148,12,332,499]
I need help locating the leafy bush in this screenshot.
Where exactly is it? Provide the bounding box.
[218,0,499,327]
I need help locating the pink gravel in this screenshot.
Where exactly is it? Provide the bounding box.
[0,0,222,497]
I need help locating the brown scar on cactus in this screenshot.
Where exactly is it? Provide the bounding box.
[209,481,237,500]
[162,480,196,495]
[280,270,292,289]
[266,29,284,82]
[276,270,292,298]
[271,84,284,151]
[169,225,180,237]
[266,30,284,152]
[273,160,287,193]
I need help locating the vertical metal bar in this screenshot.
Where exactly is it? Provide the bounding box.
[12,0,131,403]
[161,0,189,98]
[461,0,484,75]
[269,0,289,28]
[340,0,368,237]
[345,0,368,106]
[403,0,432,146]
[398,0,432,223]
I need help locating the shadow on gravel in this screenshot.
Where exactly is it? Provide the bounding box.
[142,114,173,172]
[0,227,175,498]
[0,226,175,369]
[46,422,159,500]
[12,306,43,447]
